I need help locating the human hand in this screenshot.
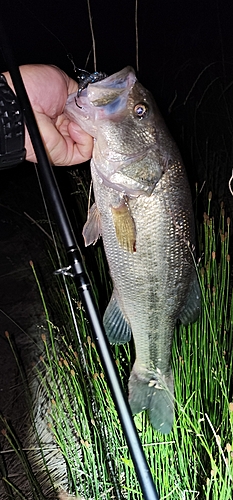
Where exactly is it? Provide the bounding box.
[3,64,93,166]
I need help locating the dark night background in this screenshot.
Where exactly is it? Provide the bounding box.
[0,1,232,110]
[0,0,233,496]
[1,0,233,188]
[1,0,232,102]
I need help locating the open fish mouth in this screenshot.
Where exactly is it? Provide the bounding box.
[65,66,137,135]
[82,66,137,106]
[76,69,108,96]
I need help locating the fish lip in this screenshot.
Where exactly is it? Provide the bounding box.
[64,66,137,132]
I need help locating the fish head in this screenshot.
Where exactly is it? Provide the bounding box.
[65,67,177,196]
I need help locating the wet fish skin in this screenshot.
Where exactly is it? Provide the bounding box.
[65,67,201,434]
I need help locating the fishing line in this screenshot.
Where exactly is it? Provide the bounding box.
[17,0,72,54]
[135,0,139,73]
[16,0,93,76]
[86,0,97,72]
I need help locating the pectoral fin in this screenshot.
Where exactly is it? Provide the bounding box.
[82,203,102,246]
[111,198,136,253]
[103,291,132,344]
[179,274,201,325]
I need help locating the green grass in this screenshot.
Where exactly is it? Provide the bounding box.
[1,186,233,499]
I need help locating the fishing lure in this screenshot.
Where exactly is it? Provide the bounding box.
[66,54,108,103]
[76,68,108,96]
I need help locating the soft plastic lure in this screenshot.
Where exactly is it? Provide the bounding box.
[76,69,108,96]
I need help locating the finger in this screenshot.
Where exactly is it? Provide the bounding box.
[68,122,93,162]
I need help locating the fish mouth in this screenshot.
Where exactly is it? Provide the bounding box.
[64,66,137,136]
[84,66,137,107]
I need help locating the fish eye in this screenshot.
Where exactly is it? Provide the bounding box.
[134,102,148,119]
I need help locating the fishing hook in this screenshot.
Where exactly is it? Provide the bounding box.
[75,69,108,108]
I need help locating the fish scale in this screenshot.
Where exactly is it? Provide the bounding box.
[64,66,201,433]
[93,162,190,354]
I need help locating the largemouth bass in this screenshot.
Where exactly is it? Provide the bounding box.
[65,67,201,434]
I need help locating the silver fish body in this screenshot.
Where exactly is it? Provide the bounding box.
[65,67,201,434]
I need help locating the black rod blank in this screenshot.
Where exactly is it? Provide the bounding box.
[0,21,160,500]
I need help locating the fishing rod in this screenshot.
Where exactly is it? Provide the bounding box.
[0,21,160,500]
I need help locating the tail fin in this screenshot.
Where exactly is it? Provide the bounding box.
[128,367,174,434]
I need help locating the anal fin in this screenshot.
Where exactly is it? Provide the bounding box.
[179,273,201,325]
[103,292,131,344]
